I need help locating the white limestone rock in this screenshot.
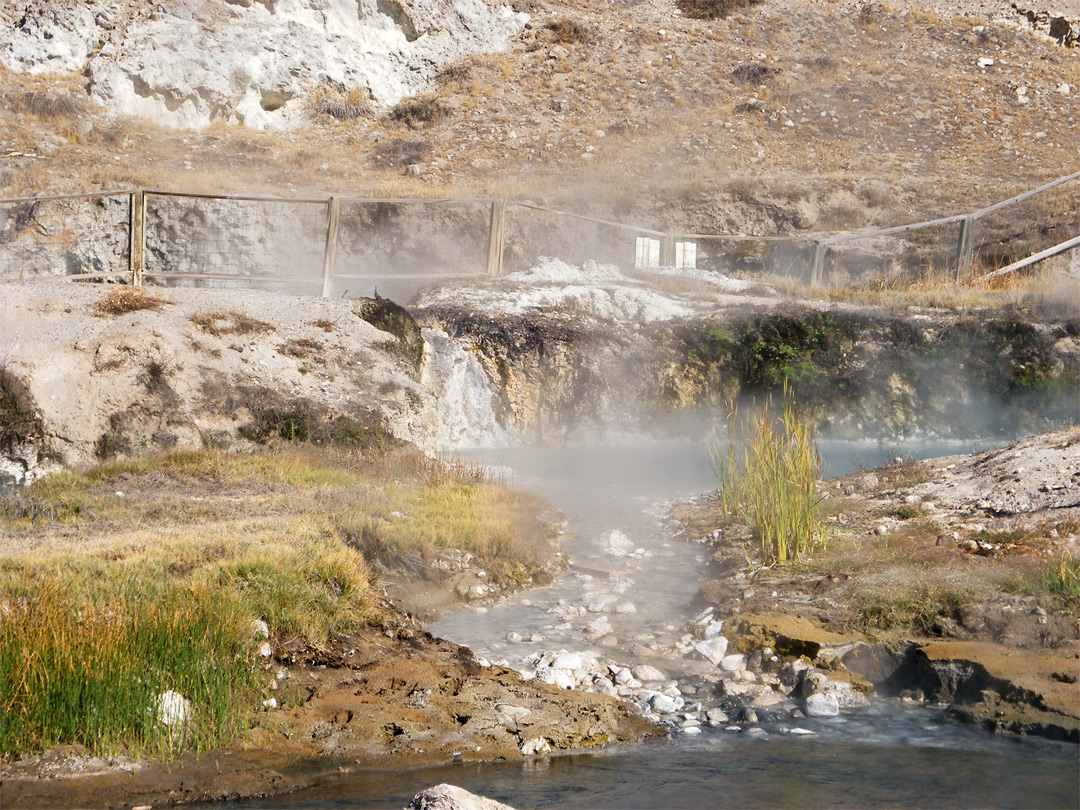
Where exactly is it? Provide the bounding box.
[693,636,729,667]
[0,0,528,131]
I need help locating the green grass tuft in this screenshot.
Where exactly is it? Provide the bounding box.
[1005,554,1080,615]
[0,575,254,760]
[709,391,826,565]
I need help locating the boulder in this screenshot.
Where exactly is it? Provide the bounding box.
[805,693,840,717]
[632,664,668,683]
[693,637,729,667]
[408,784,516,810]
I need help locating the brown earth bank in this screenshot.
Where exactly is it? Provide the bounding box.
[673,429,1080,741]
[0,609,659,809]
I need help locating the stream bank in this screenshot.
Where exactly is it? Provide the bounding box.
[1,264,1077,808]
[675,429,1080,741]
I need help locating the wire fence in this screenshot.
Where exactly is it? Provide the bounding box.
[1,170,1078,297]
[144,192,329,294]
[0,192,130,282]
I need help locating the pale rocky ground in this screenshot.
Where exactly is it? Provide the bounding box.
[0,0,526,128]
[903,428,1080,516]
[0,281,449,484]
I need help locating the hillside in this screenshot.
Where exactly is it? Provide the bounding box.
[1,0,1078,237]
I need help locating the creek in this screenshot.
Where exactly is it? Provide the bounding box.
[226,439,1079,809]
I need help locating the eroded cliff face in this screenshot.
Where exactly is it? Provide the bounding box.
[0,281,451,486]
[414,261,1080,443]
[0,0,526,129]
[1,259,1076,485]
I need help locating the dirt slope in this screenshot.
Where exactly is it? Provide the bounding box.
[1,0,1077,237]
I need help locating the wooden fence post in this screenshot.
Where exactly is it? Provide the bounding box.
[128,190,146,285]
[486,199,506,276]
[954,215,975,281]
[660,234,676,267]
[321,197,340,298]
[810,240,826,288]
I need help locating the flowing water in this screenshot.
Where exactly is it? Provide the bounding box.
[226,438,1079,809]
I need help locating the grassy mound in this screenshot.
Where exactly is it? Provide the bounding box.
[0,447,556,761]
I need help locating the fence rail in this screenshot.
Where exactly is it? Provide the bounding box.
[1,171,1078,297]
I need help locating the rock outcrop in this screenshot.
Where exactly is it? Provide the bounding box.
[0,0,527,129]
[0,281,448,484]
[407,784,515,810]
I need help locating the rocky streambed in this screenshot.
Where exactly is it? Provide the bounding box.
[432,434,1079,755]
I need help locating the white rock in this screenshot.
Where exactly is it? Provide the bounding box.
[720,653,746,672]
[681,726,702,735]
[584,618,613,639]
[536,667,575,690]
[495,703,532,721]
[703,620,725,639]
[601,530,637,558]
[649,694,681,714]
[251,619,270,640]
[705,708,729,726]
[693,637,729,667]
[977,57,994,68]
[520,737,552,756]
[155,690,191,729]
[257,640,273,658]
[551,652,584,671]
[262,697,278,710]
[614,667,635,686]
[1057,83,1071,95]
[632,664,668,683]
[586,593,619,613]
[805,693,840,717]
[505,632,523,644]
[407,784,516,810]
[615,602,637,614]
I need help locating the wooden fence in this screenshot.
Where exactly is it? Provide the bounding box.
[1,170,1078,294]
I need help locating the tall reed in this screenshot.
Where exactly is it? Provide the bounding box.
[709,394,826,565]
[0,577,254,760]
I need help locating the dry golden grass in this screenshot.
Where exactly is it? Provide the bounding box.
[191,310,275,337]
[305,84,370,122]
[802,262,1074,312]
[93,286,170,317]
[0,446,557,588]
